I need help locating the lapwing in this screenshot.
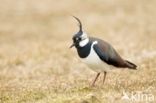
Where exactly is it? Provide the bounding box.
[70,16,137,86]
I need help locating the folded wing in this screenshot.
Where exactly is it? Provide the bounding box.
[92,38,136,69]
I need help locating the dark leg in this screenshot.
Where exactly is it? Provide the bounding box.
[103,71,107,84]
[91,73,100,87]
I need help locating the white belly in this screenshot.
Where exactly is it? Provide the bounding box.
[81,41,113,72]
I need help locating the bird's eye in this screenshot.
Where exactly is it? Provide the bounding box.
[78,38,81,41]
[76,37,81,41]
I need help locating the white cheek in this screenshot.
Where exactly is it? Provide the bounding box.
[79,38,89,47]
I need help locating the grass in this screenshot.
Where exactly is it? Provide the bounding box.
[0,0,156,103]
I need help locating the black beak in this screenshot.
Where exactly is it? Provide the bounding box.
[70,43,75,48]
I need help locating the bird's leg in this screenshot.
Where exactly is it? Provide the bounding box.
[91,73,100,87]
[103,71,107,84]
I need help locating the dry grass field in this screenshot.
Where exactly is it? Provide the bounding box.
[0,0,156,103]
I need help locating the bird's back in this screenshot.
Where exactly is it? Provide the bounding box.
[90,37,137,69]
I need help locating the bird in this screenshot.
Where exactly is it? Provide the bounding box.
[70,16,137,87]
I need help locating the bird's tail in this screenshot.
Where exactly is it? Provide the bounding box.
[125,60,137,70]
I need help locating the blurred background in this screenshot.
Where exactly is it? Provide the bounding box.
[0,0,156,103]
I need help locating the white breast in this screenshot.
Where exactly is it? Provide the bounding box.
[81,41,113,72]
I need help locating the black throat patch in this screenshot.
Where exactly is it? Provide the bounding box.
[76,40,92,58]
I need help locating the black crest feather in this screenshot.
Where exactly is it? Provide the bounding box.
[73,16,82,32]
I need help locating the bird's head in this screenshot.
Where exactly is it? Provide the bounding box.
[70,16,89,48]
